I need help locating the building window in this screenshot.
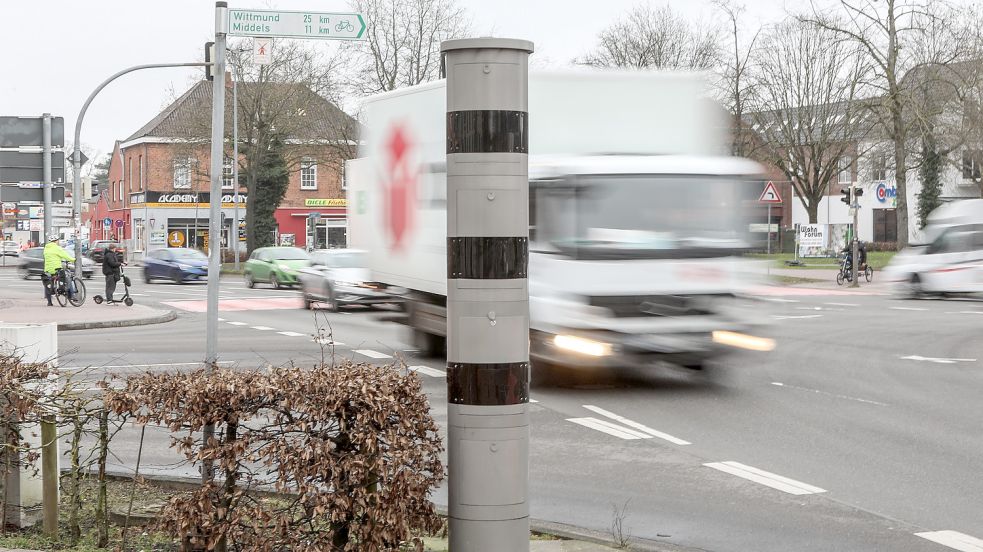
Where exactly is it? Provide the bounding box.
[873,209,897,243]
[962,149,982,180]
[871,154,887,182]
[838,156,853,184]
[173,158,192,189]
[127,157,133,192]
[223,156,234,190]
[138,154,144,191]
[301,157,317,190]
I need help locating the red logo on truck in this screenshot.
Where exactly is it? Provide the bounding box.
[382,123,416,251]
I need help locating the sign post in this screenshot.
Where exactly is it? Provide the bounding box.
[758,181,783,255]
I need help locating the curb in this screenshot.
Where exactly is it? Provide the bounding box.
[57,309,177,331]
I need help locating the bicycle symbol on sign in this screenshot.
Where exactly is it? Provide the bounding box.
[335,20,354,32]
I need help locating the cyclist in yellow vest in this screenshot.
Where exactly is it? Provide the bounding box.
[42,235,74,306]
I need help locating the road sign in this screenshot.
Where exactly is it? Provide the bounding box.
[114,219,124,228]
[0,184,65,203]
[103,217,112,228]
[66,150,89,166]
[0,151,66,183]
[227,9,366,40]
[759,181,783,203]
[0,116,65,148]
[253,37,272,65]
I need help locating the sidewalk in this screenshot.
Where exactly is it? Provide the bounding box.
[0,297,176,330]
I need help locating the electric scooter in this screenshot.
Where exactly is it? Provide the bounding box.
[93,265,133,306]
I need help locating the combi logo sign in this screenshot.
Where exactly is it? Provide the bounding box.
[875,182,897,203]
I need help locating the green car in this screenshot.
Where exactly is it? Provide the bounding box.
[244,247,311,289]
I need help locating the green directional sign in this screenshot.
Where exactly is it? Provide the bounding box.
[227,9,366,40]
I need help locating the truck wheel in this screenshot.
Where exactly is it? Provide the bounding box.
[414,330,446,358]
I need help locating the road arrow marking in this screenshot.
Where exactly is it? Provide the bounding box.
[900,355,976,365]
[915,530,983,552]
[583,405,691,445]
[704,461,826,495]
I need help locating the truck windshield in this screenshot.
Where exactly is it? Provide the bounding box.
[533,174,755,259]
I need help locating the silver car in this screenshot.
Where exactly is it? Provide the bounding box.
[1,240,20,257]
[297,249,403,311]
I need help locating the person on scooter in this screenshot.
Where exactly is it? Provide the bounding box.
[102,244,125,303]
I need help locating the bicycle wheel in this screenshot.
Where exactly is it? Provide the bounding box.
[69,278,86,307]
[55,282,68,307]
[865,266,873,283]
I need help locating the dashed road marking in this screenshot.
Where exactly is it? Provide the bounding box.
[760,297,800,303]
[824,302,859,307]
[770,382,888,406]
[61,361,235,371]
[890,306,928,311]
[567,417,650,440]
[277,331,305,337]
[408,365,446,378]
[313,337,345,346]
[773,314,823,320]
[946,311,983,315]
[355,349,392,359]
[583,405,691,445]
[251,326,275,331]
[226,321,247,326]
[915,530,983,552]
[900,355,976,364]
[704,461,827,495]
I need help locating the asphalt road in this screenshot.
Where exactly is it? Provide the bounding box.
[3,266,982,552]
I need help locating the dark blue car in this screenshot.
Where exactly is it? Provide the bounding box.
[143,248,208,284]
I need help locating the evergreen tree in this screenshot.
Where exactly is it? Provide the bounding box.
[246,135,289,251]
[917,135,942,229]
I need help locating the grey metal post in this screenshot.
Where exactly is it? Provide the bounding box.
[42,114,52,240]
[202,1,228,484]
[232,71,240,271]
[72,63,213,276]
[442,38,534,551]
[851,186,859,288]
[766,204,772,255]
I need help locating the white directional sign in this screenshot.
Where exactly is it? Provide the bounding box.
[227,9,366,40]
[253,37,272,65]
[759,181,783,203]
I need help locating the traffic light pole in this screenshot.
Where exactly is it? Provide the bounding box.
[851,185,859,288]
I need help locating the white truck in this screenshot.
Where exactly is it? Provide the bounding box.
[348,71,772,380]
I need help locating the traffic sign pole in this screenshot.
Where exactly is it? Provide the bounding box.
[42,114,52,241]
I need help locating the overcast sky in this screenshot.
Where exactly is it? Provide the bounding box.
[1,0,805,164]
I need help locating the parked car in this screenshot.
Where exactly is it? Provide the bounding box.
[89,240,125,263]
[297,249,404,311]
[1,241,19,257]
[143,247,209,284]
[18,247,95,279]
[243,247,310,289]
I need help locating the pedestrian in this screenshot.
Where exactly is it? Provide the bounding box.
[102,243,125,303]
[42,234,74,306]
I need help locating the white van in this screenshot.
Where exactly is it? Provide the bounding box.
[883,199,983,297]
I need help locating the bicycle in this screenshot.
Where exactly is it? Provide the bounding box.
[835,254,873,285]
[335,20,354,32]
[50,260,86,307]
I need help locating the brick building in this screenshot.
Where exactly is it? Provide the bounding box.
[84,79,356,257]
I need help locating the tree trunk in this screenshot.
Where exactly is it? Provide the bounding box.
[96,409,109,548]
[806,201,819,224]
[68,414,84,545]
[893,108,909,249]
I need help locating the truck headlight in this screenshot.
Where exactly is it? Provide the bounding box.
[712,331,775,352]
[553,335,613,357]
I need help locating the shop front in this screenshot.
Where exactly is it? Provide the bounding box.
[274,198,348,250]
[129,191,247,258]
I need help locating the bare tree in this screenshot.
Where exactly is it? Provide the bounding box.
[577,4,720,69]
[804,0,978,248]
[713,0,761,157]
[345,0,471,94]
[748,19,871,223]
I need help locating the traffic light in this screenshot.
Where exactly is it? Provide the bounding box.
[840,187,852,205]
[205,41,215,81]
[854,187,864,200]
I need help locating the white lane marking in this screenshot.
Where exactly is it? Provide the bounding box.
[251,326,275,331]
[529,399,539,403]
[226,321,248,326]
[946,311,983,315]
[567,417,649,440]
[408,365,446,378]
[760,297,800,303]
[915,531,983,552]
[773,314,823,320]
[704,461,827,495]
[770,382,888,407]
[795,306,830,311]
[824,302,859,307]
[313,337,345,346]
[355,349,392,359]
[900,355,976,365]
[890,306,928,311]
[277,331,305,337]
[582,405,691,445]
[217,317,225,321]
